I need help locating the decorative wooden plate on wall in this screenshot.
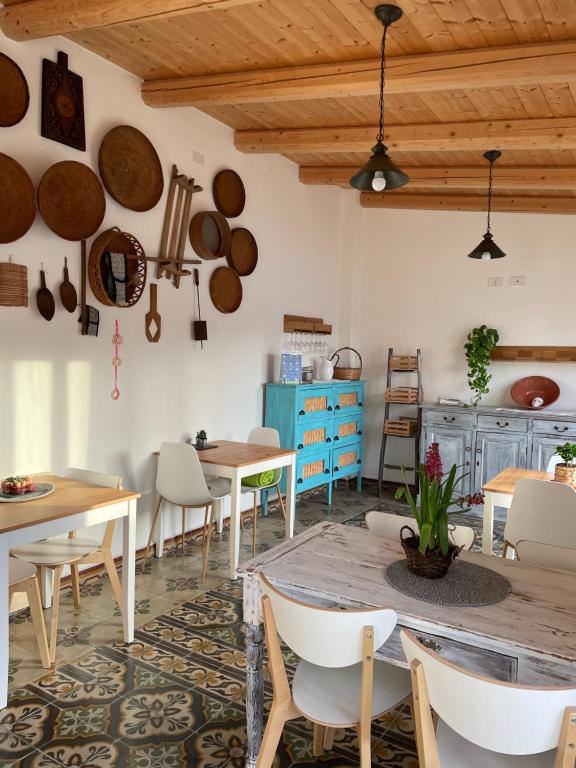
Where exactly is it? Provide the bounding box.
[0,53,29,127]
[213,169,245,218]
[38,161,106,241]
[227,227,258,276]
[0,154,36,244]
[98,125,164,211]
[41,51,85,151]
[209,266,243,313]
[190,211,231,260]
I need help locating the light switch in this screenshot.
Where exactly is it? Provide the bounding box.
[487,277,503,288]
[510,275,526,287]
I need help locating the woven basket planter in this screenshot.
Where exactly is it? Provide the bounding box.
[400,526,460,579]
[554,464,576,486]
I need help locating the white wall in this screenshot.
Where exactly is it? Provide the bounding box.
[353,206,576,480]
[0,32,344,550]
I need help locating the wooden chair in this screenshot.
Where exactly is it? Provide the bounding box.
[365,510,476,550]
[516,540,576,573]
[11,468,123,663]
[503,479,576,559]
[9,558,50,669]
[257,575,411,768]
[402,628,576,767]
[146,441,231,579]
[242,427,286,556]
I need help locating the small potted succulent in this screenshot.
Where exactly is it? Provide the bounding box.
[553,443,576,485]
[195,430,207,449]
[396,443,483,578]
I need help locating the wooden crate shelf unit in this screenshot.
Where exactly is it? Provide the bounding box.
[389,354,418,371]
[385,387,419,404]
[384,418,418,437]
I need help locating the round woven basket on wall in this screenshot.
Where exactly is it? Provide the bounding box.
[88,227,147,307]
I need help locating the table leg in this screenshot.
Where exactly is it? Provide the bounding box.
[229,471,242,580]
[122,499,136,643]
[285,456,295,540]
[215,498,224,535]
[483,491,495,556]
[0,541,9,708]
[245,622,265,768]
[40,566,53,609]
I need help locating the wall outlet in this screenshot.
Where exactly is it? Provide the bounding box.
[487,276,503,288]
[192,150,205,165]
[509,275,526,287]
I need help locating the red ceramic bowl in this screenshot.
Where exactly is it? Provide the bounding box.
[510,376,560,410]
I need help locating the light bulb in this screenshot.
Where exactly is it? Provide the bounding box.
[371,171,387,192]
[481,252,491,261]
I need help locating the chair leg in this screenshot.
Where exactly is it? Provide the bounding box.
[181,507,187,553]
[256,703,291,768]
[49,565,63,664]
[70,565,81,608]
[103,552,123,611]
[202,504,214,583]
[252,493,258,557]
[313,724,326,756]
[323,728,335,751]
[357,721,372,768]
[275,484,287,522]
[145,496,163,559]
[25,577,50,668]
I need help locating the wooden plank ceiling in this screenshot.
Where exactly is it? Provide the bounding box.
[4,0,576,212]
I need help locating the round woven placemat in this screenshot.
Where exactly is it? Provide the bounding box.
[386,559,511,607]
[0,153,36,244]
[0,53,29,127]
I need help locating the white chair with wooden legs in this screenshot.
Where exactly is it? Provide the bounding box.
[503,479,576,559]
[146,442,231,580]
[9,558,50,669]
[257,575,411,768]
[242,427,286,556]
[516,540,576,573]
[366,510,476,551]
[11,469,124,664]
[402,629,576,767]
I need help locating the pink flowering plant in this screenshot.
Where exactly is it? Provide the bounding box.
[395,443,482,556]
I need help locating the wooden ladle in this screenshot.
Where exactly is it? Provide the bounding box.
[59,257,77,313]
[145,283,161,342]
[36,266,55,321]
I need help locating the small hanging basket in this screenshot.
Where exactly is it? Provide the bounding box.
[0,261,28,307]
[400,525,460,579]
[330,346,363,381]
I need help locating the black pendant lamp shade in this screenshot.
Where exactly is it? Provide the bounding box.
[468,150,506,260]
[350,5,409,192]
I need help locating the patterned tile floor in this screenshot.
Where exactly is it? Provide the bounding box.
[4,486,504,767]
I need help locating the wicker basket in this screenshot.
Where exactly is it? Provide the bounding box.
[554,464,576,486]
[330,347,362,381]
[400,526,460,579]
[88,227,147,308]
[0,261,28,307]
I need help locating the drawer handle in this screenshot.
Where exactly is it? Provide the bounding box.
[297,478,303,485]
[334,466,340,472]
[419,637,441,653]
[496,421,509,428]
[443,416,456,423]
[324,469,330,475]
[297,443,304,450]
[334,436,340,442]
[335,405,340,410]
[359,401,363,407]
[357,459,362,464]
[326,437,331,443]
[327,406,333,412]
[299,410,305,416]
[357,430,363,435]
[465,447,471,452]
[554,425,569,432]
[466,460,470,466]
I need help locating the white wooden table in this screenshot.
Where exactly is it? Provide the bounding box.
[154,441,296,579]
[481,467,552,555]
[239,521,576,768]
[0,474,139,709]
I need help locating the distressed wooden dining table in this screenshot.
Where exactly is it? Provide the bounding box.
[238,521,576,768]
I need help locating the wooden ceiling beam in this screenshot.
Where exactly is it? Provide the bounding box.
[360,193,576,214]
[235,117,576,154]
[299,166,576,190]
[142,40,576,107]
[0,0,262,41]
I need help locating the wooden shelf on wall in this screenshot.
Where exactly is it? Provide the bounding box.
[490,346,576,362]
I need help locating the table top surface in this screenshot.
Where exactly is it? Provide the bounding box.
[482,467,553,494]
[0,474,140,535]
[239,521,576,663]
[155,440,296,468]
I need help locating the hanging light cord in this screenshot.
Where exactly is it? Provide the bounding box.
[486,158,494,234]
[377,22,389,143]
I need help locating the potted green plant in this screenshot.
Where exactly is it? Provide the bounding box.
[395,443,483,578]
[464,325,499,407]
[553,443,576,485]
[196,430,207,449]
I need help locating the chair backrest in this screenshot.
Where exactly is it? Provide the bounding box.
[260,574,397,668]
[66,467,122,490]
[365,510,475,551]
[504,478,576,549]
[156,442,211,506]
[247,427,282,483]
[401,629,576,755]
[546,454,564,473]
[516,539,576,573]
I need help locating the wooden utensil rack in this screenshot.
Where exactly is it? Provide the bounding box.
[283,314,332,334]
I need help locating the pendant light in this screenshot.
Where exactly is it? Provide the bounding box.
[467,150,506,260]
[349,5,409,192]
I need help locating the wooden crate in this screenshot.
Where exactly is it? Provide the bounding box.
[385,387,418,404]
[384,418,418,437]
[390,355,418,371]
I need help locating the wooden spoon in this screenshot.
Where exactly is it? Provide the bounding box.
[59,257,77,313]
[36,267,55,321]
[145,283,161,342]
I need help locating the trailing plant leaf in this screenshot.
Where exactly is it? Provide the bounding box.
[464,325,499,407]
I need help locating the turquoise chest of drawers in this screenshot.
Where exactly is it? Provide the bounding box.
[264,381,365,504]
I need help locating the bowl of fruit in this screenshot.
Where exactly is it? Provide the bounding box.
[1,476,36,496]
